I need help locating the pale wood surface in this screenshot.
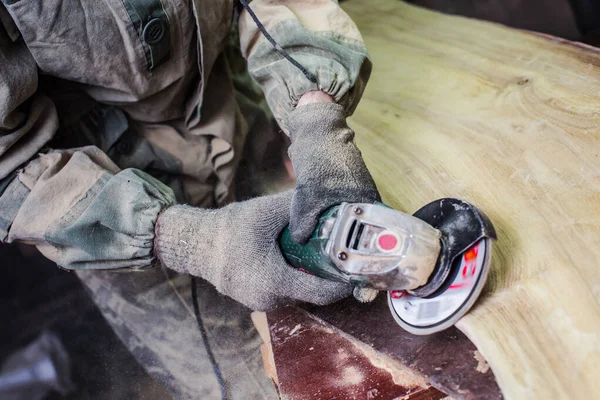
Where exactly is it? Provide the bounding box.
[342,1,600,398]
[251,312,279,385]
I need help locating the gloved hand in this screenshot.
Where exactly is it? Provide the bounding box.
[287,102,381,244]
[154,191,353,311]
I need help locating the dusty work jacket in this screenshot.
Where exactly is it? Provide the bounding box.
[0,0,371,270]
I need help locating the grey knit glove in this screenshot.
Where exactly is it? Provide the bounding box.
[154,191,353,311]
[288,102,381,244]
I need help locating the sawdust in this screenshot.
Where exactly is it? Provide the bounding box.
[289,324,302,336]
[336,347,353,366]
[302,310,429,391]
[319,324,334,334]
[346,335,428,388]
[303,310,428,388]
[338,366,364,387]
[473,350,490,373]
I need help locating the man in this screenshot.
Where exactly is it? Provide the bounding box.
[0,0,379,398]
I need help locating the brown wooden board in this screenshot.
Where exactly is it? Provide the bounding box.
[302,296,501,399]
[267,306,448,400]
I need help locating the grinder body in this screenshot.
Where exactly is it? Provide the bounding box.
[280,202,442,292]
[279,198,497,335]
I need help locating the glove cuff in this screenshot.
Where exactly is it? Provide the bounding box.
[154,205,206,275]
[288,102,348,142]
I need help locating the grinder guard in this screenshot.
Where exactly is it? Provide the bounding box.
[389,198,497,335]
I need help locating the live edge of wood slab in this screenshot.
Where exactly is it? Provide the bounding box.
[266,295,502,400]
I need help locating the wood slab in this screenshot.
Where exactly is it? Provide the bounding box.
[339,1,600,398]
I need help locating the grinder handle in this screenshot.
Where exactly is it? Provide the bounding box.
[279,206,353,284]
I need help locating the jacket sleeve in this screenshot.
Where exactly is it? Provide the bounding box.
[0,19,176,270]
[237,0,372,134]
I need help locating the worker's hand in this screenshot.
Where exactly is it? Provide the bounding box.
[154,191,353,311]
[287,102,380,244]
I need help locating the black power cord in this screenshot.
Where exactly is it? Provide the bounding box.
[237,0,318,84]
[191,276,228,400]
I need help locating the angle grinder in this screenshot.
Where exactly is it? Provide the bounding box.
[279,198,497,335]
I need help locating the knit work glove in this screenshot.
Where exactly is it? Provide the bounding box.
[287,102,381,244]
[154,191,353,311]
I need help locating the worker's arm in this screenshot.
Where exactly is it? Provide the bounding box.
[0,23,176,269]
[0,22,351,310]
[237,0,372,134]
[238,0,380,244]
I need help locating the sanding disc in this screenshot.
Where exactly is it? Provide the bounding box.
[387,238,492,335]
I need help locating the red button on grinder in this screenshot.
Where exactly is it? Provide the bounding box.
[377,232,399,252]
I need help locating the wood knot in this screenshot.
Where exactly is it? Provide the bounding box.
[517,78,530,86]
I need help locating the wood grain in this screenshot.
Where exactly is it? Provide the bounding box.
[341,1,600,398]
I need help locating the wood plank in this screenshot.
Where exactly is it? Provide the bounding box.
[339,1,600,398]
[266,306,447,400]
[304,297,501,399]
